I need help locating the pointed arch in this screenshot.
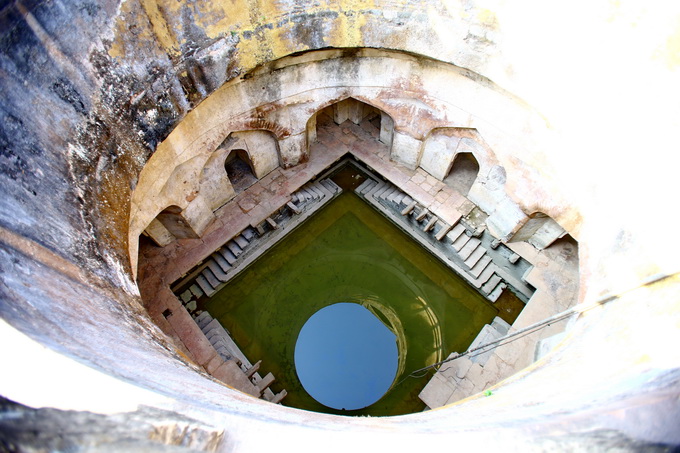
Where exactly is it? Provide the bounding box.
[305,97,395,156]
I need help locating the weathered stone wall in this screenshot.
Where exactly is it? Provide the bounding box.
[128,49,566,274]
[1,0,679,450]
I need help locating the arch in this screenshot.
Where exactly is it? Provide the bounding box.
[198,130,280,211]
[225,148,257,193]
[306,97,395,155]
[444,152,480,196]
[154,205,200,240]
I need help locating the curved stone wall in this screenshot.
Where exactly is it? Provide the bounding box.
[1,0,679,450]
[129,49,572,275]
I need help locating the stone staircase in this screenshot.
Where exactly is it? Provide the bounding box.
[418,316,511,409]
[355,177,533,302]
[175,178,342,302]
[466,316,512,365]
[194,311,287,404]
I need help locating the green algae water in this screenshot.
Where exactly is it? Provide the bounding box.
[205,191,498,416]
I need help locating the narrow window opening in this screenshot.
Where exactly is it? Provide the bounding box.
[225,149,257,193]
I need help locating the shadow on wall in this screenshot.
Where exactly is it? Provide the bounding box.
[144,130,281,247]
[306,97,395,156]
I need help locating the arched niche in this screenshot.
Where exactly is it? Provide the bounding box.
[224,149,257,194]
[154,205,200,240]
[445,152,480,196]
[198,130,280,211]
[509,211,567,250]
[306,97,395,155]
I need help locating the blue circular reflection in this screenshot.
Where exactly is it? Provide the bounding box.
[294,303,399,410]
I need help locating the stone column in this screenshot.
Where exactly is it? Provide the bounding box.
[390,132,422,170]
[144,218,175,247]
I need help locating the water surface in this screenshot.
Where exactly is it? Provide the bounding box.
[295,302,398,410]
[205,192,498,415]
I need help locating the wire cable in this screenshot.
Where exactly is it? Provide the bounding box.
[398,272,675,384]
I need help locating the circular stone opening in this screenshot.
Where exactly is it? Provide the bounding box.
[294,303,399,410]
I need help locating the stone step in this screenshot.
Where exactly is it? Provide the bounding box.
[380,187,397,201]
[189,284,203,298]
[202,268,221,288]
[415,208,429,222]
[401,201,417,216]
[286,201,301,214]
[226,241,242,257]
[474,264,497,288]
[308,184,324,199]
[306,184,320,199]
[356,179,376,194]
[435,224,452,241]
[362,180,378,195]
[469,255,492,278]
[464,246,486,269]
[216,348,238,363]
[314,181,332,197]
[254,222,266,236]
[451,231,471,251]
[423,216,438,232]
[270,389,287,404]
[207,260,229,282]
[446,223,466,243]
[390,191,405,204]
[245,360,262,378]
[372,183,390,199]
[399,195,413,207]
[211,338,232,352]
[213,254,232,273]
[194,311,213,330]
[482,274,503,294]
[266,217,278,229]
[491,316,511,335]
[488,282,507,302]
[465,247,491,272]
[219,248,237,265]
[298,188,312,200]
[459,237,481,260]
[320,179,341,193]
[256,372,276,393]
[242,227,256,241]
[468,324,505,365]
[195,275,216,296]
[204,321,230,339]
[234,235,249,249]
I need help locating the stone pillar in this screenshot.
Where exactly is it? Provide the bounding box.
[200,151,236,211]
[486,199,528,242]
[380,112,394,146]
[181,194,216,237]
[144,218,175,247]
[232,130,280,178]
[348,99,363,125]
[332,99,350,124]
[306,113,317,149]
[420,134,461,180]
[390,132,422,170]
[278,133,307,167]
[510,214,566,249]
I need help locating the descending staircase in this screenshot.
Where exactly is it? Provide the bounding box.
[355,177,534,303]
[194,311,287,404]
[176,178,342,301]
[466,316,512,365]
